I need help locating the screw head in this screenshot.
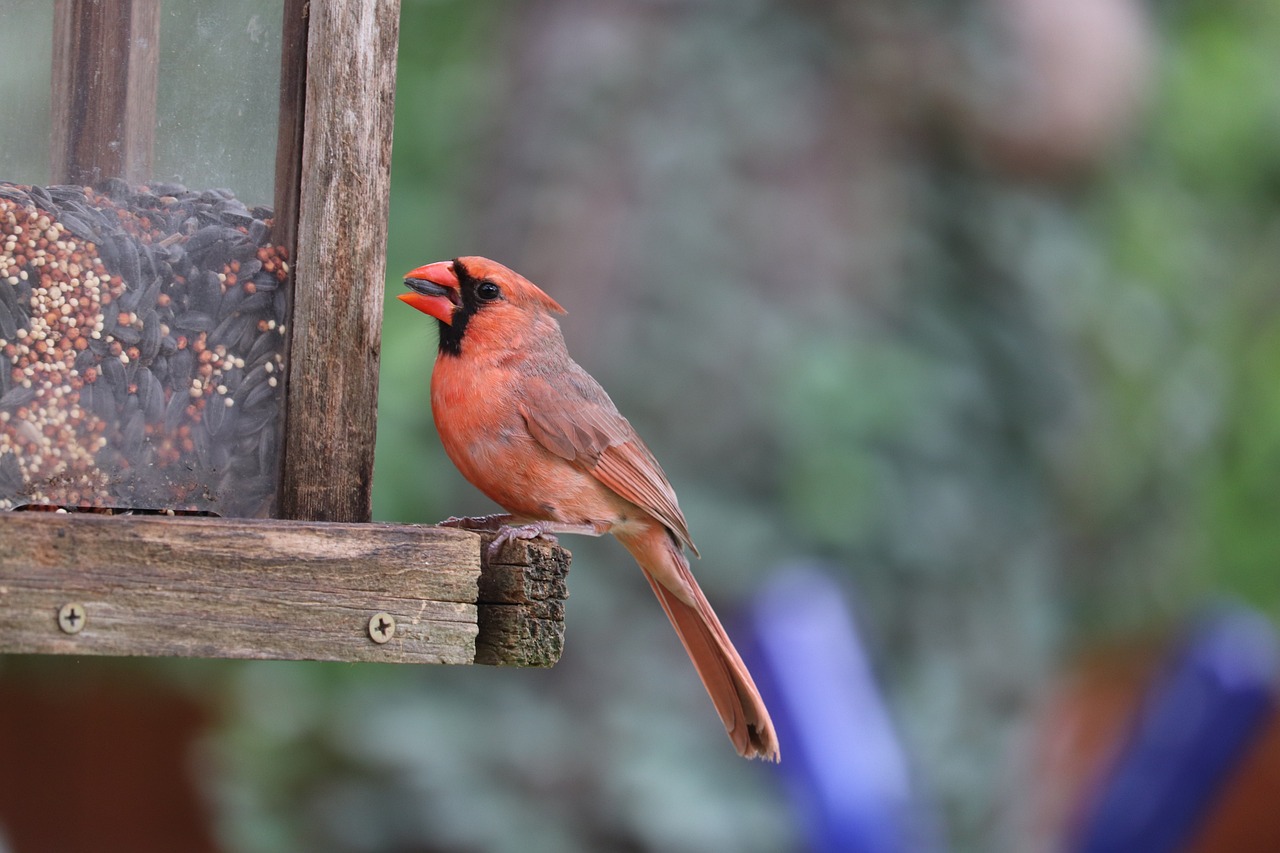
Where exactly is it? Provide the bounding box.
[57,602,86,635]
[368,611,396,644]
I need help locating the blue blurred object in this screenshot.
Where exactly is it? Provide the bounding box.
[1071,606,1279,853]
[747,563,940,853]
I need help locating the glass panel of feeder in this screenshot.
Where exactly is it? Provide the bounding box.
[0,1,289,518]
[0,5,53,185]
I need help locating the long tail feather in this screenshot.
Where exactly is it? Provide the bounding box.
[619,527,780,761]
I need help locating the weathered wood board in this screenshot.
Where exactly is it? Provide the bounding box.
[278,0,401,523]
[0,514,568,667]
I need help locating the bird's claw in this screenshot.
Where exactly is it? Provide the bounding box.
[487,523,559,560]
[436,515,558,559]
[436,513,511,532]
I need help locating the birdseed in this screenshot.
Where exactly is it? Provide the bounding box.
[0,181,288,517]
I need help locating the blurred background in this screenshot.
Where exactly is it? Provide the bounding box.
[5,0,1280,850]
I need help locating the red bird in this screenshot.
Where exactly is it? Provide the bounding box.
[399,256,779,761]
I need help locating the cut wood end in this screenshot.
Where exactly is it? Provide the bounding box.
[475,534,571,667]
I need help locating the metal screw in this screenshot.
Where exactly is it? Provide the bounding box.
[368,611,396,644]
[57,602,86,635]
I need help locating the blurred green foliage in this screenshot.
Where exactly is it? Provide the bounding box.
[220,0,1280,850]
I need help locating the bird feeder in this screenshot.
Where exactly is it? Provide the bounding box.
[0,0,567,667]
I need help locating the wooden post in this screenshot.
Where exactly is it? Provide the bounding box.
[0,514,569,667]
[49,0,159,186]
[277,0,400,523]
[273,0,309,276]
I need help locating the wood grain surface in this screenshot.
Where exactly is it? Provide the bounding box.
[0,514,569,666]
[50,0,160,185]
[278,0,402,522]
[477,534,572,667]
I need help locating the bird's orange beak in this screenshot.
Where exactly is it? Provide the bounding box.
[400,261,461,325]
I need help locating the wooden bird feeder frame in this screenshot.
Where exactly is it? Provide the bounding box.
[0,0,568,668]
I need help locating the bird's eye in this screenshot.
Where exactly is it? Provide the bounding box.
[476,281,501,302]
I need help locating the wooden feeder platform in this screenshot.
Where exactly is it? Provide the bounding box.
[0,513,569,667]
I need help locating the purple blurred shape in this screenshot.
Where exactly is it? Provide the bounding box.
[1071,606,1279,853]
[748,563,940,853]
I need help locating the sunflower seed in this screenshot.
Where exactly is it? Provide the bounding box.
[168,348,194,390]
[0,278,20,314]
[122,409,146,458]
[245,331,277,367]
[0,300,16,340]
[174,311,215,332]
[101,355,126,391]
[112,323,142,346]
[87,379,118,423]
[0,451,21,493]
[136,367,165,424]
[164,389,189,433]
[28,184,53,209]
[210,312,243,348]
[243,380,275,411]
[0,385,35,410]
[204,392,227,435]
[140,311,162,362]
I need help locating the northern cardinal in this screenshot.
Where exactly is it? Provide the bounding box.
[399,256,779,761]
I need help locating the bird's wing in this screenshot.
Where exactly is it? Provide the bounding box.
[520,369,698,555]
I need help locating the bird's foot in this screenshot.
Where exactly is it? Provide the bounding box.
[488,522,559,560]
[436,513,515,532]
